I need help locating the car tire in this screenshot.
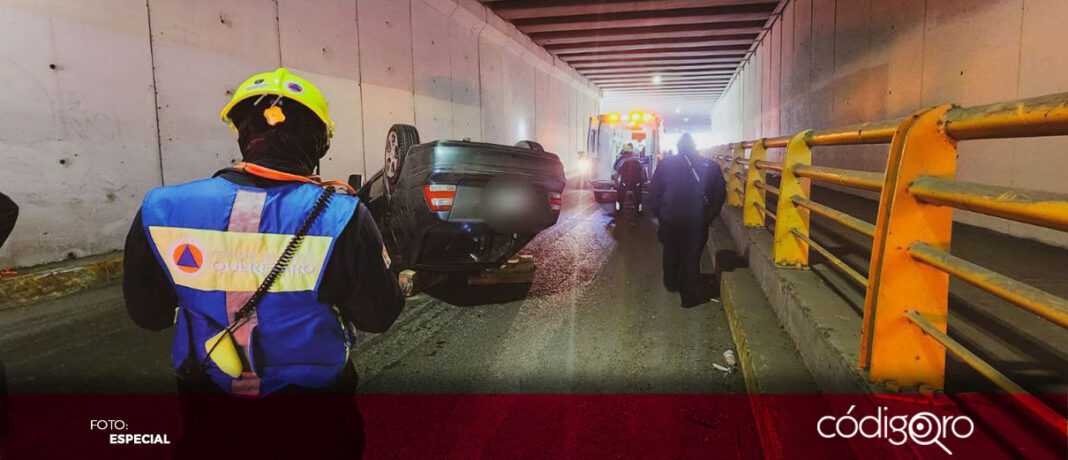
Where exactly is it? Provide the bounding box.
[514,140,544,151]
[384,124,420,191]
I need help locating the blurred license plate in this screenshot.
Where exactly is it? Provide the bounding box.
[492,187,531,211]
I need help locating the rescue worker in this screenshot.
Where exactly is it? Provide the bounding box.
[646,133,726,308]
[637,145,652,180]
[613,143,646,212]
[122,68,404,457]
[612,143,635,171]
[0,192,16,250]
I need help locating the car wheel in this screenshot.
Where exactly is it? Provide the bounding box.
[514,140,544,152]
[384,124,420,191]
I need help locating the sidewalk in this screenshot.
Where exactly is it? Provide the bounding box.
[0,252,122,310]
[764,185,1068,395]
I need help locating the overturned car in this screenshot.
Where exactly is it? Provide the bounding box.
[353,124,565,278]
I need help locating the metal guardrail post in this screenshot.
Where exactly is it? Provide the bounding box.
[743,140,767,227]
[772,130,812,268]
[861,104,956,390]
[727,144,745,206]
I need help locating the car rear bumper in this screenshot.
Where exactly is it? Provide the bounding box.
[368,139,567,272]
[412,222,534,272]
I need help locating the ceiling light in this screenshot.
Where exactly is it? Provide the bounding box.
[652,75,662,85]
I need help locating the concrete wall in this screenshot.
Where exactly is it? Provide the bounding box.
[0,0,600,267]
[710,0,1068,248]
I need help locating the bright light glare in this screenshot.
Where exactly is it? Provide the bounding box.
[642,113,653,122]
[609,112,620,122]
[663,132,717,152]
[652,75,663,85]
[577,158,592,174]
[629,112,641,122]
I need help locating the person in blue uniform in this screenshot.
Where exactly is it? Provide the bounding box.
[646,133,727,308]
[123,68,404,458]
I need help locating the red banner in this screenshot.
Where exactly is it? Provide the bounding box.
[1,393,1064,459]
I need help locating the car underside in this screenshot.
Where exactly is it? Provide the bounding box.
[355,125,566,276]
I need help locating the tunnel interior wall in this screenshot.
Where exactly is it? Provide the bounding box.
[0,0,601,267]
[710,0,1068,248]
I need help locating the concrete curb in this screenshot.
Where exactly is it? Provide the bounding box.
[720,269,823,395]
[717,208,909,459]
[720,207,871,394]
[0,252,123,309]
[720,269,862,459]
[711,224,854,459]
[720,269,783,460]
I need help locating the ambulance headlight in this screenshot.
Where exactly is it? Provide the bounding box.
[577,158,592,174]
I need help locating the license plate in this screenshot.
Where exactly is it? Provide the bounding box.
[491,187,531,211]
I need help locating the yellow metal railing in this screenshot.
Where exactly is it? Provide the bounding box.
[713,92,1068,439]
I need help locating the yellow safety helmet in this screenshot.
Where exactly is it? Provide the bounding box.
[220,67,334,139]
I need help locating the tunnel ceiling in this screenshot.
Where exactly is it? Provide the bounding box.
[480,0,780,101]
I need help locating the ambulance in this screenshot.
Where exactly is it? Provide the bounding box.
[582,111,663,203]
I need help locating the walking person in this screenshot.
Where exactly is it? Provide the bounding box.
[646,133,727,307]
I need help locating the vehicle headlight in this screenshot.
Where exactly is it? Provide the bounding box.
[577,158,592,174]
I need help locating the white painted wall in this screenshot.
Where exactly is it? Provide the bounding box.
[0,0,600,267]
[711,0,1068,248]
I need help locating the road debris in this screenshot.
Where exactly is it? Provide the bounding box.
[723,350,737,367]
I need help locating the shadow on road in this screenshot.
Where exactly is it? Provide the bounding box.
[424,274,531,307]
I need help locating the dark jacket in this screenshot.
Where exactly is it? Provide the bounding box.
[646,153,727,227]
[0,192,17,250]
[614,154,645,186]
[123,169,405,334]
[612,153,634,172]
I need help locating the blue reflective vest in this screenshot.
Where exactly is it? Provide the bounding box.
[140,176,357,396]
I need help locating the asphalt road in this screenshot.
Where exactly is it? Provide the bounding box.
[0,188,743,395]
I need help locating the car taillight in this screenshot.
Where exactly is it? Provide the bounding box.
[423,184,457,212]
[548,192,562,214]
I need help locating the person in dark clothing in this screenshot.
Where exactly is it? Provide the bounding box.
[646,133,727,308]
[613,143,646,212]
[612,143,636,172]
[0,192,17,250]
[123,68,403,458]
[0,194,11,441]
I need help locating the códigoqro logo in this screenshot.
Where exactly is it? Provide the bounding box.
[817,405,974,455]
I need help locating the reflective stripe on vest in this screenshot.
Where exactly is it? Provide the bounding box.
[140,177,357,396]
